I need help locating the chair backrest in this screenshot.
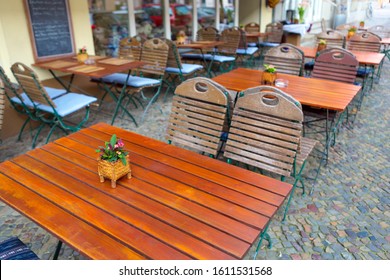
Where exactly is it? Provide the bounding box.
[245,22,260,33]
[118,37,142,60]
[224,86,303,177]
[219,27,241,55]
[245,22,260,45]
[196,27,219,41]
[312,48,358,84]
[139,38,169,76]
[347,32,381,53]
[263,43,304,76]
[264,22,284,43]
[166,77,229,158]
[164,39,183,69]
[316,30,345,48]
[367,25,389,39]
[11,62,56,109]
[0,78,5,133]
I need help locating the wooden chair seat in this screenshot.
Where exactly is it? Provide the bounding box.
[296,137,318,166]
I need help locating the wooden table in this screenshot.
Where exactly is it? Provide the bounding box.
[298,46,385,66]
[0,122,292,260]
[33,57,144,126]
[213,68,361,112]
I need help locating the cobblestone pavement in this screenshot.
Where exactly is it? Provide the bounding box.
[1,15,389,260]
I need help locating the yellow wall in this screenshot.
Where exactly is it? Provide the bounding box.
[0,0,94,139]
[239,0,273,32]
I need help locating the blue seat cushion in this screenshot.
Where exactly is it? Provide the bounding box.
[259,42,280,48]
[98,73,161,88]
[206,55,235,62]
[11,87,66,107]
[0,237,39,260]
[166,63,203,74]
[304,61,315,69]
[357,67,374,76]
[236,47,259,55]
[37,93,97,117]
[181,53,214,60]
[247,42,258,47]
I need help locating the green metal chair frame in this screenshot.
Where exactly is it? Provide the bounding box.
[11,62,96,146]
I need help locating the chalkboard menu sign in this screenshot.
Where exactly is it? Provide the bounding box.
[24,0,76,62]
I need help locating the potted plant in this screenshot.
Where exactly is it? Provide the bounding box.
[96,134,131,188]
[347,26,357,39]
[77,46,89,63]
[359,21,365,28]
[262,64,277,85]
[317,39,327,52]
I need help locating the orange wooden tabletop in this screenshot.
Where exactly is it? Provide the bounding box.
[176,41,224,49]
[298,46,385,65]
[380,38,390,45]
[212,68,361,111]
[33,57,144,79]
[0,122,292,260]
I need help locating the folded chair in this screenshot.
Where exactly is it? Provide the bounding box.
[11,62,97,146]
[1,65,69,147]
[163,39,204,98]
[98,38,169,125]
[223,86,317,258]
[0,237,39,260]
[166,77,230,159]
[263,43,304,76]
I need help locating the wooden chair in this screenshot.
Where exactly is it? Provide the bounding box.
[0,65,71,147]
[0,78,4,144]
[207,27,240,75]
[224,86,317,227]
[99,38,169,124]
[11,62,97,146]
[347,32,381,53]
[367,25,389,40]
[0,237,39,260]
[195,27,219,54]
[118,37,142,60]
[258,22,284,57]
[347,32,381,91]
[307,48,360,148]
[316,30,345,48]
[263,43,304,76]
[236,27,260,67]
[244,22,260,47]
[163,39,204,98]
[166,77,230,158]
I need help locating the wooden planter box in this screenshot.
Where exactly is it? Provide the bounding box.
[98,155,131,188]
[262,72,277,85]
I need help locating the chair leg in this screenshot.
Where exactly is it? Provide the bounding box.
[253,222,272,260]
[17,118,32,141]
[53,240,63,260]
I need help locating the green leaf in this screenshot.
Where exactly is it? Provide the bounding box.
[121,157,127,166]
[110,134,117,147]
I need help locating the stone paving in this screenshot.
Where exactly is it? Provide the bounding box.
[1,8,389,260]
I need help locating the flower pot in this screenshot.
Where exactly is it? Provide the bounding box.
[98,155,131,188]
[347,31,355,40]
[262,72,277,85]
[317,44,327,53]
[359,22,364,28]
[77,53,89,63]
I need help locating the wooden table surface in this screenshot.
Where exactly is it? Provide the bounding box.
[176,41,225,49]
[298,46,385,66]
[33,57,144,79]
[381,38,390,45]
[0,123,292,260]
[212,68,361,112]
